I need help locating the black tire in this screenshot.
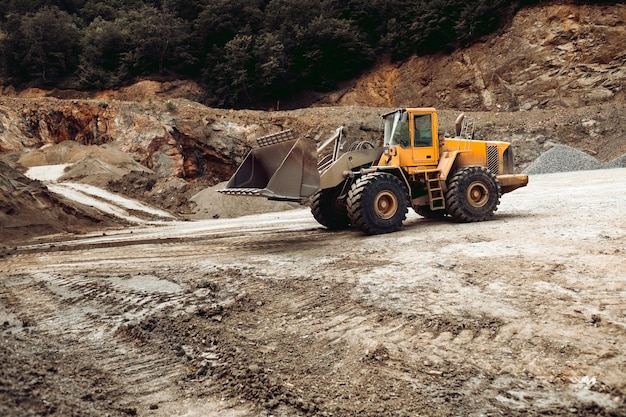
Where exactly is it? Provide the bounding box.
[414,205,448,219]
[311,184,350,229]
[445,166,501,222]
[347,172,409,235]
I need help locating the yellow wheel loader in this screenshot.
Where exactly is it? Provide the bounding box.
[219,108,528,235]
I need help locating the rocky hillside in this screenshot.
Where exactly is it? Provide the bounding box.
[1,3,625,243]
[321,3,626,112]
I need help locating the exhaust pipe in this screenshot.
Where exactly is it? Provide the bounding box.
[455,113,465,137]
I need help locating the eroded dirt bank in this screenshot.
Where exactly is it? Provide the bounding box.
[1,168,625,417]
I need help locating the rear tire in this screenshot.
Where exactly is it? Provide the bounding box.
[311,184,350,229]
[347,172,409,235]
[445,166,501,222]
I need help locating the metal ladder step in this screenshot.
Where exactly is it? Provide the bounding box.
[425,171,445,210]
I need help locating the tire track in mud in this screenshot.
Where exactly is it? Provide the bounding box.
[2,210,625,416]
[0,268,233,415]
[138,229,625,415]
[165,272,509,415]
[184,260,625,416]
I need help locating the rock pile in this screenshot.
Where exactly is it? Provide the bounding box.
[522,144,602,174]
[604,154,626,169]
[522,144,626,174]
[17,141,153,187]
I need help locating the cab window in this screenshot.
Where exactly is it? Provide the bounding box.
[384,111,411,148]
[393,120,410,147]
[413,114,432,147]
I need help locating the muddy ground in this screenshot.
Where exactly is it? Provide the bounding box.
[1,168,625,417]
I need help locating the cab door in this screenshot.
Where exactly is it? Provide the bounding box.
[411,113,438,166]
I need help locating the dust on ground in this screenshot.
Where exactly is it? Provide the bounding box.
[1,168,624,417]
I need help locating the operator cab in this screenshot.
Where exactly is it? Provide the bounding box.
[382,108,439,166]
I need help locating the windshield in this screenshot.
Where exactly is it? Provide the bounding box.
[383,111,409,147]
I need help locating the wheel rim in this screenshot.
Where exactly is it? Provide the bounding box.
[466,181,489,207]
[374,191,398,219]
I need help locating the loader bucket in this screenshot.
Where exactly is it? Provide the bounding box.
[218,130,320,201]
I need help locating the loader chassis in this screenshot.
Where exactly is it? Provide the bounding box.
[219,108,528,235]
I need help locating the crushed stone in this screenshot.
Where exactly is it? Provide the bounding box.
[603,153,626,169]
[522,144,602,174]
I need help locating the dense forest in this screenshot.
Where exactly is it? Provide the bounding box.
[0,0,616,108]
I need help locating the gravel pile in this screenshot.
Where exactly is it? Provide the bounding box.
[522,144,602,174]
[603,154,626,169]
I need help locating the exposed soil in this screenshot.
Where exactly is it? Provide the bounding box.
[0,160,126,243]
[1,3,625,415]
[1,169,624,417]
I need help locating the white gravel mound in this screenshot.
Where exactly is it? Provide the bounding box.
[522,144,602,174]
[603,154,626,169]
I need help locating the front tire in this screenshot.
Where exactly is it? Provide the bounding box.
[347,172,409,235]
[445,166,501,222]
[311,183,350,229]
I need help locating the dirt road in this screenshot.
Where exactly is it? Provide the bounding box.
[1,168,625,417]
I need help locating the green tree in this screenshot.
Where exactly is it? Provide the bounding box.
[291,16,373,90]
[54,0,87,15]
[119,5,196,76]
[0,29,6,87]
[264,0,323,32]
[328,0,390,46]
[76,17,129,88]
[80,0,144,22]
[2,0,88,16]
[205,34,256,107]
[0,0,537,107]
[3,0,49,16]
[147,0,208,21]
[195,0,264,51]
[203,30,295,108]
[261,0,373,92]
[253,32,291,99]
[2,7,81,85]
[455,0,519,46]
